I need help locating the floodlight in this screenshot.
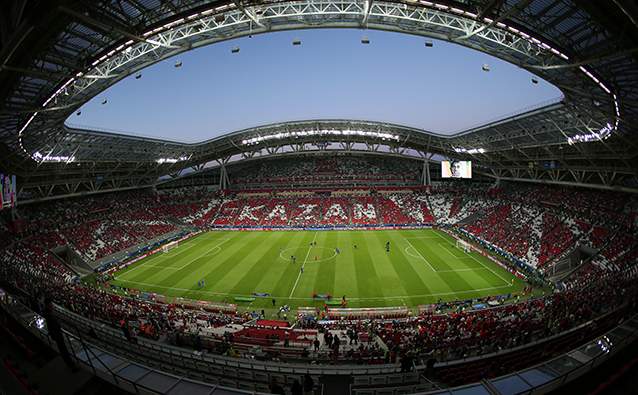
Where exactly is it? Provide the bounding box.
[292,39,301,46]
[482,64,490,72]
[361,36,370,44]
[76,110,81,116]
[214,14,225,23]
[425,40,433,47]
[135,73,142,79]
[174,60,183,68]
[231,47,240,54]
[101,98,108,105]
[531,78,538,84]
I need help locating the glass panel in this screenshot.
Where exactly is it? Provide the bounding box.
[519,368,558,386]
[545,355,582,374]
[451,384,492,395]
[117,364,150,381]
[95,353,125,371]
[492,375,532,395]
[168,380,213,395]
[623,317,638,331]
[137,371,179,393]
[212,388,251,394]
[608,326,631,339]
[577,340,606,358]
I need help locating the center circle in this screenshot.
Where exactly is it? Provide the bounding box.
[279,246,338,263]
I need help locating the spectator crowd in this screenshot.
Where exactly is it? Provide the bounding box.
[0,159,637,374]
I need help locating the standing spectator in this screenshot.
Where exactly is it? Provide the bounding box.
[269,378,285,395]
[303,373,314,395]
[291,379,303,395]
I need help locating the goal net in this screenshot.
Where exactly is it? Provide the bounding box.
[455,239,472,253]
[162,241,178,253]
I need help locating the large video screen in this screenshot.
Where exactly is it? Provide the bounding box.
[441,161,472,179]
[0,174,17,210]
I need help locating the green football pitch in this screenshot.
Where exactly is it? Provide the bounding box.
[111,229,526,310]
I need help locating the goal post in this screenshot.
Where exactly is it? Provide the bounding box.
[162,240,179,253]
[455,239,471,253]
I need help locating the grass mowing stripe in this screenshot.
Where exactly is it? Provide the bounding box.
[110,280,516,301]
[413,237,479,295]
[333,231,358,305]
[171,232,251,291]
[404,238,437,271]
[398,231,458,294]
[228,232,286,295]
[355,232,387,300]
[289,231,318,297]
[290,232,328,301]
[350,232,371,301]
[439,242,468,260]
[433,230,512,286]
[470,260,519,290]
[252,232,300,297]
[155,236,234,289]
[371,231,418,306]
[122,233,220,282]
[110,229,524,310]
[311,231,337,299]
[269,231,312,302]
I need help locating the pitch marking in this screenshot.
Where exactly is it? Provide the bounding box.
[404,246,489,274]
[279,246,337,264]
[138,237,202,262]
[435,268,489,273]
[119,234,214,274]
[440,244,468,259]
[117,237,230,279]
[145,245,224,270]
[404,239,437,271]
[432,231,512,286]
[113,279,514,301]
[288,232,318,298]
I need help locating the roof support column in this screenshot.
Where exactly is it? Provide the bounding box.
[422,158,431,186]
[361,0,374,26]
[217,157,231,190]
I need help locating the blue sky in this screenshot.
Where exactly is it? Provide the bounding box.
[68,29,562,143]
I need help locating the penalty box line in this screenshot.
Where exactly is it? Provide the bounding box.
[404,238,508,279]
[432,231,512,286]
[440,243,471,260]
[117,237,231,278]
[404,244,486,273]
[171,238,230,270]
[404,238,437,271]
[135,239,204,270]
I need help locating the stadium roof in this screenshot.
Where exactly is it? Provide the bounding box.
[1,0,637,200]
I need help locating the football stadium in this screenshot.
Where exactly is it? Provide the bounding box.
[0,1,637,395]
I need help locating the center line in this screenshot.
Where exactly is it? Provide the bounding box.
[289,232,318,298]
